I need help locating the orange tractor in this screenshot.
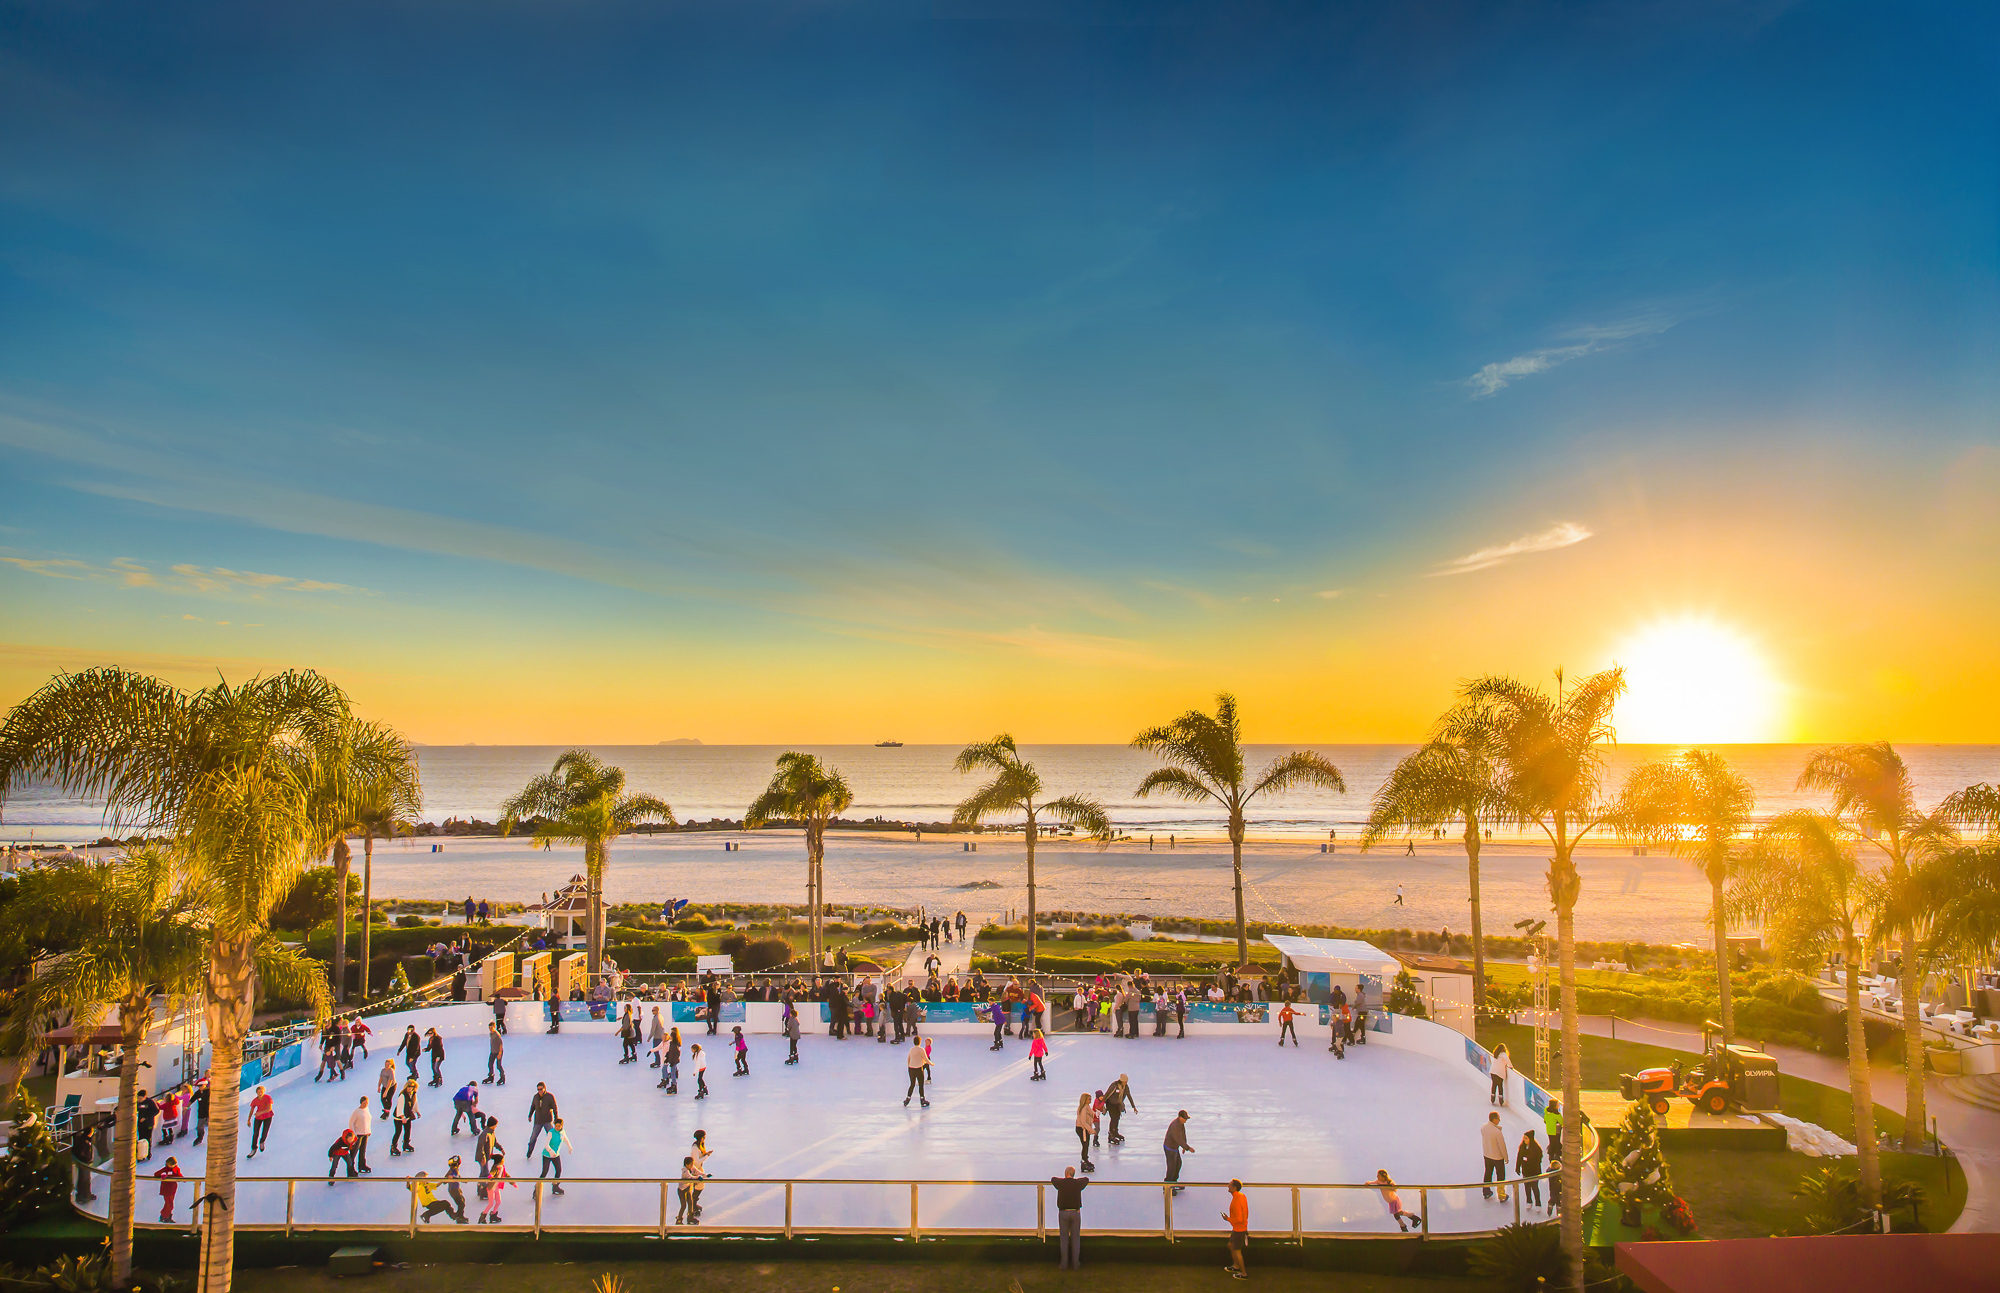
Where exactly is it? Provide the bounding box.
[1619,1044,1779,1115]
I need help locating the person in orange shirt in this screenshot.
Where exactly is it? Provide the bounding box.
[1222,1179,1249,1279]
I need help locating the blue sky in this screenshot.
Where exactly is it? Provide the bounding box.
[1,1,1996,742]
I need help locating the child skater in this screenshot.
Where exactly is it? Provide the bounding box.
[1028,1028,1049,1080]
[691,1042,709,1099]
[1375,1170,1421,1232]
[731,1025,750,1076]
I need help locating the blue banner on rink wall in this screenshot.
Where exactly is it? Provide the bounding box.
[268,1042,302,1078]
[672,1001,745,1024]
[1466,1037,1491,1074]
[1521,1078,1551,1117]
[1189,1002,1268,1024]
[239,1055,264,1089]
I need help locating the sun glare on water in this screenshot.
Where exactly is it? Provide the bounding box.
[1612,616,1783,744]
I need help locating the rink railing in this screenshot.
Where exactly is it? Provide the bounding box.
[76,1154,1595,1244]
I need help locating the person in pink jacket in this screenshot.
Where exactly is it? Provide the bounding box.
[478,1150,512,1224]
[1029,1029,1050,1081]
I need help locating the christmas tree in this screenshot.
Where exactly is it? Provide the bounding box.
[1387,969,1429,1019]
[0,1092,74,1222]
[387,961,413,998]
[1601,1097,1688,1229]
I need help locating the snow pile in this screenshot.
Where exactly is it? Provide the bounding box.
[1765,1111,1858,1157]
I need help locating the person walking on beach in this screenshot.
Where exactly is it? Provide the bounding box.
[527,1082,558,1155]
[486,1022,506,1085]
[390,1078,420,1156]
[1073,1094,1097,1173]
[1029,1028,1049,1080]
[451,1081,483,1135]
[1052,1165,1089,1268]
[903,1038,930,1107]
[1489,1044,1511,1106]
[1516,1130,1544,1212]
[1223,1179,1250,1280]
[955,911,967,943]
[1104,1075,1136,1145]
[691,1042,710,1098]
[1375,1170,1420,1232]
[731,1025,750,1075]
[1393,884,1404,906]
[154,1156,182,1223]
[1163,1111,1192,1193]
[647,1007,667,1066]
[1480,1111,1508,1202]
[245,1084,275,1158]
[348,1096,374,1174]
[538,1118,573,1195]
[426,1027,446,1086]
[1278,1001,1299,1047]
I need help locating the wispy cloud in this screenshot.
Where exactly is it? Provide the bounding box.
[1464,314,1680,398]
[169,564,365,596]
[1431,522,1593,577]
[1,551,363,596]
[1313,589,1344,600]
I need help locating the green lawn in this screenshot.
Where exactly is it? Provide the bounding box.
[234,1259,1496,1293]
[1474,1023,1908,1144]
[1668,1147,1964,1239]
[1482,962,1656,992]
[974,936,1279,966]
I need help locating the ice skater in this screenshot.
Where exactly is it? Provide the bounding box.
[1375,1170,1421,1232]
[618,1005,640,1063]
[1029,1028,1049,1080]
[400,1025,423,1079]
[691,1042,709,1098]
[485,1021,506,1085]
[1104,1074,1136,1144]
[416,1168,466,1224]
[327,1128,358,1180]
[675,1155,701,1225]
[783,1001,801,1065]
[1073,1093,1097,1172]
[154,1156,182,1222]
[1163,1110,1192,1193]
[731,1025,750,1076]
[377,1058,399,1118]
[1480,1111,1509,1202]
[347,1096,374,1173]
[426,1027,446,1086]
[656,1027,682,1092]
[989,997,1006,1050]
[390,1078,419,1155]
[451,1081,483,1135]
[903,1038,930,1107]
[538,1118,572,1195]
[1278,1001,1299,1047]
[477,1149,512,1224]
[245,1084,275,1157]
[1489,1043,1511,1105]
[647,1007,667,1066]
[685,1131,712,1222]
[526,1082,558,1154]
[1516,1130,1544,1211]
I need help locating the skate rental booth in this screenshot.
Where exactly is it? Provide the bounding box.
[74,990,1594,1248]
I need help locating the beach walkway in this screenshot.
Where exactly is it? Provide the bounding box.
[897,918,978,983]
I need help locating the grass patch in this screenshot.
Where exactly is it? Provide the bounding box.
[975,936,1279,967]
[1669,1148,1964,1238]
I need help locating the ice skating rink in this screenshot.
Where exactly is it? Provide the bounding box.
[99,1004,1577,1238]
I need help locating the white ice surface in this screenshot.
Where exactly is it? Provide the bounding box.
[104,1004,1560,1237]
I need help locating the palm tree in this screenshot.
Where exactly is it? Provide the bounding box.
[951,736,1110,967]
[1619,749,1756,1044]
[1732,811,1883,1208]
[1459,667,1624,1293]
[310,719,422,1002]
[499,750,674,976]
[1359,708,1504,1006]
[1797,743,1958,1152]
[0,666,346,1293]
[744,752,852,972]
[0,848,207,1283]
[1131,694,1346,966]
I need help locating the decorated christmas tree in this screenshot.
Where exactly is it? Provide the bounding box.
[1387,969,1429,1019]
[1601,1097,1691,1231]
[387,961,414,998]
[0,1092,73,1222]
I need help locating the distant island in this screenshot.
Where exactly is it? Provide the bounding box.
[658,738,703,745]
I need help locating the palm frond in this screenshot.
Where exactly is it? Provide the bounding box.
[1044,794,1112,841]
[1133,766,1218,804]
[615,793,677,830]
[952,736,1020,776]
[1941,784,2000,836]
[1252,750,1346,798]
[252,937,332,1024]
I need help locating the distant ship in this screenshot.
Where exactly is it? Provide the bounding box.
[874,740,904,747]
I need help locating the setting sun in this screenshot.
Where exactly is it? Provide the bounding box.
[1613,616,1784,743]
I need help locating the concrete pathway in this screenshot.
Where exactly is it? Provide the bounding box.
[896,918,979,983]
[1570,1013,1999,1233]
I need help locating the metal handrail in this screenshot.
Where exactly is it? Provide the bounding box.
[76,1162,1595,1241]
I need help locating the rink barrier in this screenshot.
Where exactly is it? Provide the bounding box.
[73,1156,1595,1243]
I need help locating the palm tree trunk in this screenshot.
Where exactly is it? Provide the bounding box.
[1552,839,1584,1293]
[1901,955,1928,1152]
[1025,815,1038,970]
[1464,816,1485,1008]
[360,832,375,1001]
[1844,935,1882,1209]
[1230,813,1248,968]
[110,992,149,1283]
[808,824,824,973]
[585,839,606,978]
[199,933,256,1293]
[331,837,351,1003]
[1712,875,1732,1046]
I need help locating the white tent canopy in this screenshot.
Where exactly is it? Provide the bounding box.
[1264,935,1402,978]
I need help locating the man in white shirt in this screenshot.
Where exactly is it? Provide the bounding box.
[348,1097,375,1174]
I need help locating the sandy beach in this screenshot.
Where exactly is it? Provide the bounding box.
[351,828,1721,944]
